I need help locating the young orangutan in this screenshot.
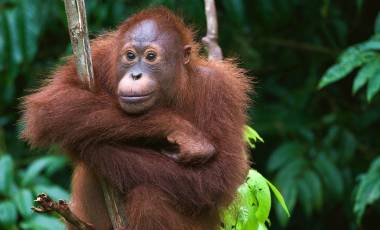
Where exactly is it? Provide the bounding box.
[21,7,251,230]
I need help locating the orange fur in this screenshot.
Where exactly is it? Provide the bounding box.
[21,7,251,230]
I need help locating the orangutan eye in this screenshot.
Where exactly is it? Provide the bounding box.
[145,51,157,62]
[126,51,136,61]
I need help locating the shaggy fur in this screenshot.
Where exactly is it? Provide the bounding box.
[21,7,251,230]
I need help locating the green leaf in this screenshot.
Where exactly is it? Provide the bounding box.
[14,189,33,218]
[45,155,68,176]
[340,130,357,161]
[33,185,70,201]
[0,14,6,71]
[273,159,305,225]
[319,62,352,88]
[0,200,17,226]
[296,170,323,216]
[19,0,43,61]
[357,40,380,51]
[20,215,65,230]
[354,157,380,223]
[265,179,290,217]
[340,48,374,63]
[222,0,245,25]
[318,50,377,88]
[274,179,297,226]
[221,169,283,230]
[222,180,257,230]
[304,170,323,210]
[5,9,23,65]
[244,125,264,149]
[221,202,241,230]
[366,72,380,102]
[375,11,380,34]
[267,142,304,172]
[0,154,14,195]
[244,215,261,230]
[247,170,271,223]
[353,59,380,94]
[256,223,268,230]
[236,184,256,229]
[22,155,66,186]
[222,181,254,229]
[314,155,344,197]
[322,126,339,146]
[274,158,307,185]
[297,177,313,216]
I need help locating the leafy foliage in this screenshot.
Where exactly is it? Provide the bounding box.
[267,125,358,225]
[0,0,51,105]
[221,170,289,230]
[218,126,288,230]
[0,154,68,230]
[1,0,380,229]
[245,125,264,149]
[319,11,380,102]
[354,157,380,223]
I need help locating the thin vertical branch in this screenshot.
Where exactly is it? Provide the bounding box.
[202,0,223,60]
[98,177,128,229]
[63,0,94,90]
[62,0,127,229]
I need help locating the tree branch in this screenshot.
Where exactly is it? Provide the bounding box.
[32,194,95,230]
[63,0,95,90]
[263,38,339,55]
[202,0,223,60]
[49,1,128,229]
[98,176,128,229]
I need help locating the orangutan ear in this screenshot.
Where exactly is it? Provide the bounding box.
[183,45,192,64]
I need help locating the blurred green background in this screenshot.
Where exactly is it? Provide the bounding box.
[1,0,380,229]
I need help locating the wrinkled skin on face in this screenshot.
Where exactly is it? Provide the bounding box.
[117,20,191,114]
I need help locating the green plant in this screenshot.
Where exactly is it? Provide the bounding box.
[354,156,380,224]
[0,153,69,230]
[245,126,264,149]
[1,0,380,228]
[319,12,380,102]
[221,170,289,230]
[266,125,358,226]
[220,126,288,230]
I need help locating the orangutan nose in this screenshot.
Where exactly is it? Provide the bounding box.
[131,72,142,80]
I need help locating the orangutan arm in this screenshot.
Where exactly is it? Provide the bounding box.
[21,75,215,163]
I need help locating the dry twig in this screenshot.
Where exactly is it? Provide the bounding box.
[63,0,95,90]
[63,0,128,229]
[202,0,223,60]
[30,1,129,229]
[32,193,95,230]
[98,177,128,229]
